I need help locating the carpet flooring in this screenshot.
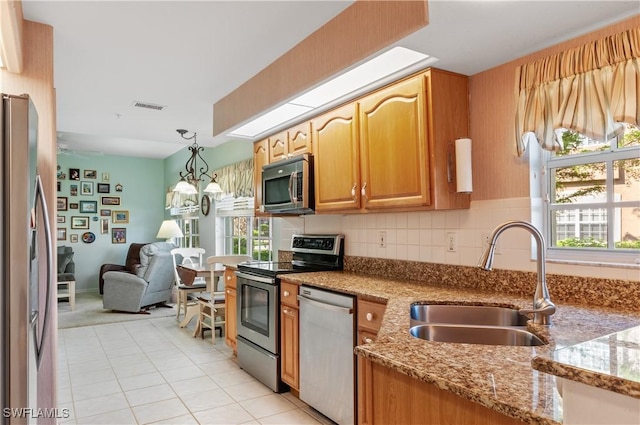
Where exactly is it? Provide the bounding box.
[57,292,178,329]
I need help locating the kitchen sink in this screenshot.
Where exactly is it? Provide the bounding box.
[410,303,530,327]
[409,324,546,346]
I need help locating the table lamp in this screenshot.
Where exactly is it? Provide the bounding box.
[157,220,184,243]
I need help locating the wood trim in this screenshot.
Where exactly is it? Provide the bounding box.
[469,15,640,201]
[0,0,24,73]
[213,0,429,136]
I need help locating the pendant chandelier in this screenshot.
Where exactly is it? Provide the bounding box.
[173,129,223,196]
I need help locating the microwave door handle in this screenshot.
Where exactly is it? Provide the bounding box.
[288,172,294,203]
[291,171,298,204]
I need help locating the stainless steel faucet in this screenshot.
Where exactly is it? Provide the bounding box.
[478,220,556,325]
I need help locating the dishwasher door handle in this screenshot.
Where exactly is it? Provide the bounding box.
[298,295,353,314]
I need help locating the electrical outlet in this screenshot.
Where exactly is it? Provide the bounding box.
[446,232,457,252]
[481,231,501,254]
[379,231,386,248]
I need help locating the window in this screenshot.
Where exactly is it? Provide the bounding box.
[533,124,640,264]
[219,216,273,261]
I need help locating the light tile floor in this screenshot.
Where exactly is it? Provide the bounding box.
[58,317,334,425]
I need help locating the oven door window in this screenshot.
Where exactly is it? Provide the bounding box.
[240,283,270,336]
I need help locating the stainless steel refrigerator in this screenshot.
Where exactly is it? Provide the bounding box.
[1,93,54,423]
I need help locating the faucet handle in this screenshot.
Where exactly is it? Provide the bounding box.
[519,301,556,326]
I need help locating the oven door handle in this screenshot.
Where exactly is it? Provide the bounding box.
[298,295,353,315]
[236,271,276,285]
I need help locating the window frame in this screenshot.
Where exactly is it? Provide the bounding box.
[217,215,273,261]
[529,132,640,267]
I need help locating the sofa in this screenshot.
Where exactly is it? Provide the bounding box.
[102,242,176,313]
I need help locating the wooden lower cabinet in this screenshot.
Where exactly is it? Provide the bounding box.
[280,280,300,391]
[280,305,299,390]
[357,357,525,425]
[224,268,238,352]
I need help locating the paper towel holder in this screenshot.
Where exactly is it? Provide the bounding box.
[447,138,473,194]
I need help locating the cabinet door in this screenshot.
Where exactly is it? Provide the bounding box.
[287,121,312,157]
[253,139,269,216]
[280,305,299,390]
[312,103,361,212]
[359,76,431,209]
[225,286,237,351]
[268,130,288,163]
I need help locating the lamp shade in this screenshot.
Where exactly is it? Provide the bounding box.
[204,180,223,194]
[173,179,198,194]
[156,220,184,240]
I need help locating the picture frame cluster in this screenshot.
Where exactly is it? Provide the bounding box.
[56,166,128,244]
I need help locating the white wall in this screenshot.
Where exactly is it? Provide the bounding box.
[275,198,639,282]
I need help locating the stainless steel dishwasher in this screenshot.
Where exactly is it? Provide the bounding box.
[298,285,355,425]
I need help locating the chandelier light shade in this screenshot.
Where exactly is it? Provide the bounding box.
[156,219,184,242]
[173,129,217,194]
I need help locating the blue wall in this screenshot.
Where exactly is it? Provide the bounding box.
[56,153,165,292]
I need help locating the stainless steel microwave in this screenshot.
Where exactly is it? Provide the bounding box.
[262,154,314,214]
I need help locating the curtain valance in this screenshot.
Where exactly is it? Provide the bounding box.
[212,158,254,198]
[515,28,640,156]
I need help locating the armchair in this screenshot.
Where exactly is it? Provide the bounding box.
[102,242,176,313]
[99,242,149,294]
[57,246,76,309]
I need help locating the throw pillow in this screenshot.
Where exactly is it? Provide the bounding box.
[58,252,73,274]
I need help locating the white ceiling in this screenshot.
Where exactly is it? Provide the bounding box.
[21,1,639,159]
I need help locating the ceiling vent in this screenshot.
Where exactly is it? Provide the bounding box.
[132,101,166,111]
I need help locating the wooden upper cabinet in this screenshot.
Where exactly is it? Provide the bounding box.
[268,122,312,163]
[268,130,288,163]
[358,75,430,209]
[312,103,361,212]
[253,139,269,215]
[287,121,312,158]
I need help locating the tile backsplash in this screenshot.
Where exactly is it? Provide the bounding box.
[274,198,639,282]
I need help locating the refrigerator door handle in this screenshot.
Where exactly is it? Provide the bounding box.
[34,174,52,369]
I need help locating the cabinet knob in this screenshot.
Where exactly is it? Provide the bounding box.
[351,183,357,199]
[226,275,231,280]
[361,182,368,200]
[226,289,231,294]
[363,337,373,344]
[283,291,290,297]
[366,312,374,321]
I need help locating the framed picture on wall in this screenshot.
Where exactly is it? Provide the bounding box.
[84,169,97,179]
[112,227,126,244]
[97,183,110,193]
[69,203,79,210]
[57,197,68,211]
[70,234,79,243]
[100,218,109,234]
[70,216,89,229]
[100,209,111,216]
[81,181,94,196]
[102,172,110,182]
[70,184,78,196]
[57,228,67,241]
[112,210,129,224]
[69,168,80,181]
[57,215,65,224]
[101,196,120,205]
[79,200,97,213]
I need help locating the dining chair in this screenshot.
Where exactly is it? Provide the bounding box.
[170,247,207,319]
[195,255,251,343]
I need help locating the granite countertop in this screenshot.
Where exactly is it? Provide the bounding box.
[279,270,640,425]
[532,325,640,399]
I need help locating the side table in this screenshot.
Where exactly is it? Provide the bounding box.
[57,279,76,310]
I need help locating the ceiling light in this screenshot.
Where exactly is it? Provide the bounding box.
[173,129,217,194]
[229,103,312,138]
[227,47,437,139]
